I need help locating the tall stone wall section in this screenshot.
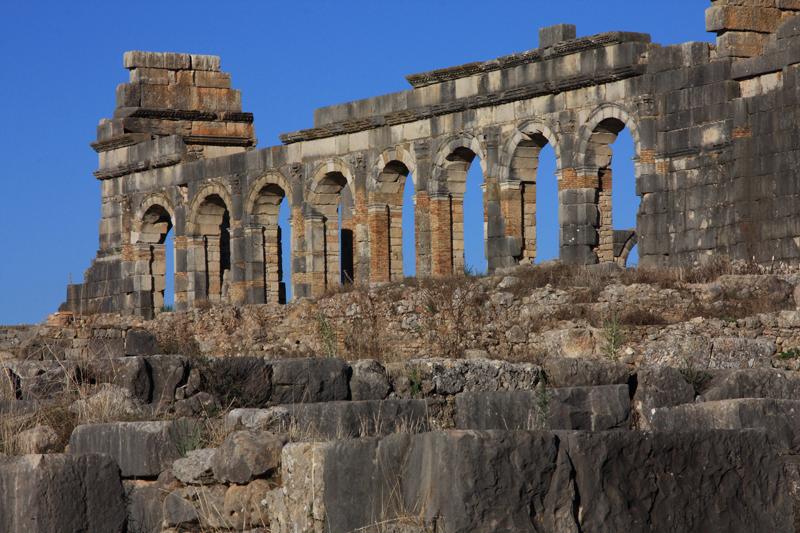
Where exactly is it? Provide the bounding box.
[60,1,800,317]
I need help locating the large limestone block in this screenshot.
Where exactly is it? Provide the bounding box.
[701,368,800,400]
[0,454,126,533]
[69,419,200,477]
[349,359,390,400]
[226,399,430,439]
[269,357,350,405]
[268,429,792,532]
[650,398,800,450]
[542,357,631,387]
[633,366,695,428]
[454,385,631,431]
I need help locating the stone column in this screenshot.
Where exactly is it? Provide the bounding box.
[559,168,599,265]
[429,193,453,276]
[367,204,390,283]
[596,169,614,262]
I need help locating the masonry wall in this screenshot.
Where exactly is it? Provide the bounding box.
[60,1,800,318]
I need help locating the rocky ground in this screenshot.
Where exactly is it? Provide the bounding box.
[3,261,800,531]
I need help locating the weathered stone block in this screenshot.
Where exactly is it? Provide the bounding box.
[69,419,201,478]
[0,454,126,533]
[455,385,631,431]
[269,357,350,405]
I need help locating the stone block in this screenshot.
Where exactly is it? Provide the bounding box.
[172,448,216,485]
[69,419,201,478]
[268,429,792,532]
[211,430,286,484]
[190,54,221,71]
[269,357,350,405]
[349,359,390,400]
[226,399,430,439]
[633,366,696,429]
[125,328,157,356]
[650,398,800,451]
[542,358,630,389]
[701,368,800,401]
[0,454,126,533]
[454,385,631,431]
[539,24,578,48]
[124,50,190,70]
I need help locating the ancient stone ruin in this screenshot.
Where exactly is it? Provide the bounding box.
[58,0,800,318]
[8,1,800,532]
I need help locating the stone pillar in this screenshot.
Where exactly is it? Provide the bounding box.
[368,204,391,283]
[596,169,614,262]
[415,191,432,278]
[559,169,599,265]
[389,205,403,281]
[430,194,454,276]
[451,194,466,274]
[174,235,190,311]
[305,214,329,297]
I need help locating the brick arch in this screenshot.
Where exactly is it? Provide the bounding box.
[431,133,488,194]
[186,182,234,236]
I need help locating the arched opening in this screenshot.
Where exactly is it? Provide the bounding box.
[371,160,413,282]
[586,117,640,266]
[251,183,289,304]
[310,171,353,291]
[195,194,231,301]
[138,204,173,316]
[438,146,486,275]
[508,132,559,263]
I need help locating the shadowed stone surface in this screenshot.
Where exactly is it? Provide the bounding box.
[455,385,631,431]
[0,454,126,533]
[270,357,350,404]
[633,366,696,428]
[650,398,800,451]
[69,419,201,478]
[226,399,430,439]
[269,429,793,533]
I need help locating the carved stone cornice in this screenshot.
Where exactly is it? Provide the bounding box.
[280,65,646,145]
[405,31,650,88]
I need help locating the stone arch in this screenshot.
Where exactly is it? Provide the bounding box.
[497,120,562,264]
[428,133,489,275]
[616,231,638,267]
[369,151,417,282]
[245,172,292,304]
[185,182,234,304]
[575,103,644,263]
[186,182,234,236]
[370,147,417,192]
[431,133,488,194]
[305,159,357,293]
[131,195,175,318]
[133,193,175,242]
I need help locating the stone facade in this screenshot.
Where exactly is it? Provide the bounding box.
[61,1,800,317]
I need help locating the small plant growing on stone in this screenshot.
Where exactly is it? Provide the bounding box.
[778,347,800,360]
[602,310,625,361]
[316,312,337,357]
[408,368,423,398]
[679,356,712,395]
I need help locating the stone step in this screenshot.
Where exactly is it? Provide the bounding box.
[650,398,800,451]
[455,384,631,431]
[266,429,791,533]
[225,399,431,440]
[69,419,202,478]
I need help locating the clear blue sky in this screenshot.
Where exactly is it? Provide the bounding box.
[0,0,711,324]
